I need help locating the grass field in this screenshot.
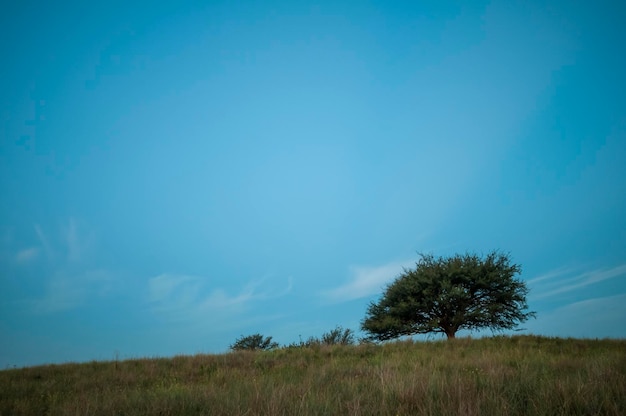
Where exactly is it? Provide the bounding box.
[1,335,624,415]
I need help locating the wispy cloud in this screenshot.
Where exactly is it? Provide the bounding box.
[558,293,626,313]
[530,264,626,299]
[62,217,93,263]
[34,224,53,260]
[147,274,293,322]
[526,266,578,285]
[16,247,39,263]
[18,219,117,313]
[29,269,115,313]
[323,259,417,302]
[64,218,80,262]
[32,219,91,263]
[149,274,201,304]
[524,293,626,338]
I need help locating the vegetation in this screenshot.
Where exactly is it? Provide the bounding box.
[320,326,355,346]
[362,251,535,340]
[229,334,279,351]
[1,336,625,415]
[287,326,356,348]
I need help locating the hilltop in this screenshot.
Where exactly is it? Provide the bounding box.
[1,336,624,415]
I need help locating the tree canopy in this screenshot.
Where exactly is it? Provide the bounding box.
[361,251,535,340]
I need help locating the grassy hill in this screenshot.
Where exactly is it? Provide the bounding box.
[1,335,624,415]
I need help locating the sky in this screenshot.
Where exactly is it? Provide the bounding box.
[1,0,625,368]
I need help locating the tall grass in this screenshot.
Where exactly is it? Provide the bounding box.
[1,336,624,415]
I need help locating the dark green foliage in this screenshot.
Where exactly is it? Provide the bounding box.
[285,326,356,348]
[362,251,535,340]
[229,334,279,351]
[320,326,355,346]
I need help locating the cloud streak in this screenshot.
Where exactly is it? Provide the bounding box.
[17,219,117,314]
[524,293,626,338]
[526,266,578,285]
[147,274,293,322]
[29,269,115,313]
[34,224,53,260]
[323,259,417,302]
[64,218,81,262]
[529,264,626,299]
[16,247,39,263]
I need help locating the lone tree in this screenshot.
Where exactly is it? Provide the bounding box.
[361,251,535,340]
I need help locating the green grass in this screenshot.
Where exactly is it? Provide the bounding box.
[1,336,625,415]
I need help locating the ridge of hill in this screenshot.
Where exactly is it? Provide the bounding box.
[1,335,625,415]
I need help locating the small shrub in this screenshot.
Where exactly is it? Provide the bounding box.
[230,334,279,351]
[320,326,355,346]
[284,327,356,349]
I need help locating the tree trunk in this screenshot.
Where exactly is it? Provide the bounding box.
[445,329,456,339]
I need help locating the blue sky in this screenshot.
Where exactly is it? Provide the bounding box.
[1,0,625,367]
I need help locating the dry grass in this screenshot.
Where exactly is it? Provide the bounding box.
[1,335,624,415]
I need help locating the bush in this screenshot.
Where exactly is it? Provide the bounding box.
[230,334,279,351]
[281,326,356,349]
[320,326,355,346]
